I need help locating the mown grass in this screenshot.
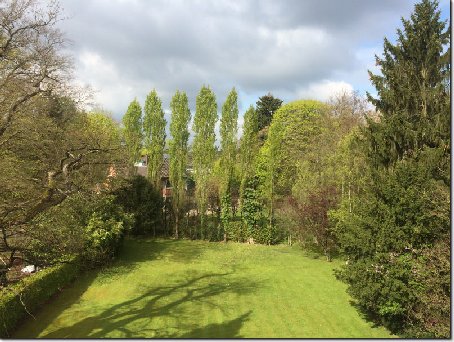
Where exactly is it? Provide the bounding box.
[13,238,394,338]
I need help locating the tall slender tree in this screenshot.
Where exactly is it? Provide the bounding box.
[366,0,450,167]
[192,85,218,238]
[219,88,239,241]
[143,89,167,186]
[239,105,259,201]
[169,91,191,239]
[122,99,143,168]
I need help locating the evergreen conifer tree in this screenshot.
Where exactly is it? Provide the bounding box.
[333,1,450,336]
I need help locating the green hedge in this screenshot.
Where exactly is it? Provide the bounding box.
[0,259,80,337]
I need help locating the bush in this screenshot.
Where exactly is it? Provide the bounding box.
[25,193,92,266]
[0,259,80,337]
[82,195,133,267]
[333,149,450,336]
[114,176,163,236]
[225,220,246,242]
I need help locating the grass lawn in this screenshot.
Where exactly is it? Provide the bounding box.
[13,238,394,338]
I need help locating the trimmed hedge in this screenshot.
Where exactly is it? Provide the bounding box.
[0,259,80,337]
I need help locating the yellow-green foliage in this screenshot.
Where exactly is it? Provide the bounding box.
[0,259,80,337]
[256,100,326,199]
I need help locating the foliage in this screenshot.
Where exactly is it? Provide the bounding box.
[0,0,71,138]
[0,98,126,285]
[192,85,218,237]
[255,100,327,243]
[365,0,450,167]
[219,87,239,196]
[220,194,233,240]
[122,99,143,166]
[333,149,450,333]
[287,186,339,260]
[143,89,167,186]
[82,195,133,266]
[241,177,266,243]
[0,257,80,338]
[255,93,283,131]
[113,176,163,237]
[25,193,92,266]
[224,220,246,243]
[239,105,259,204]
[27,190,133,269]
[333,0,450,337]
[169,91,191,238]
[407,234,450,338]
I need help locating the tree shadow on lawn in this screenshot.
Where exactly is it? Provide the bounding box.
[176,311,252,338]
[13,238,207,337]
[118,237,209,265]
[12,269,98,338]
[42,270,259,338]
[95,238,208,284]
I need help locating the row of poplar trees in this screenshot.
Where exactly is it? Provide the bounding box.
[121,86,248,240]
[120,0,449,336]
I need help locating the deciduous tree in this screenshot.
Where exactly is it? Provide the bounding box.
[122,99,143,168]
[143,89,166,186]
[169,91,191,239]
[0,0,71,139]
[192,86,217,238]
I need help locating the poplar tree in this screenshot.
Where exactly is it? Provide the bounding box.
[220,88,239,195]
[169,91,191,239]
[143,89,167,186]
[219,88,239,240]
[122,99,143,167]
[192,86,218,238]
[239,105,259,201]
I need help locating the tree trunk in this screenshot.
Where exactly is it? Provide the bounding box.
[175,211,179,239]
[269,172,274,227]
[0,268,8,286]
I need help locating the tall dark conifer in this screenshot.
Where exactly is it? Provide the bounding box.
[365,0,450,167]
[256,93,283,131]
[333,0,450,337]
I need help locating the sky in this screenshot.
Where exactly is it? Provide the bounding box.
[58,0,450,133]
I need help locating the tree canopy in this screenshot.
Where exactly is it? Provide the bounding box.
[143,89,167,186]
[256,93,283,131]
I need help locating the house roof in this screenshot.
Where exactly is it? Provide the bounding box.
[160,157,169,178]
[135,155,170,179]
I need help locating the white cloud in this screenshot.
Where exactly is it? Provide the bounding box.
[296,80,354,101]
[55,0,442,120]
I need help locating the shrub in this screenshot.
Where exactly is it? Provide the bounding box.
[0,259,80,337]
[225,220,246,243]
[82,195,133,266]
[113,176,163,236]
